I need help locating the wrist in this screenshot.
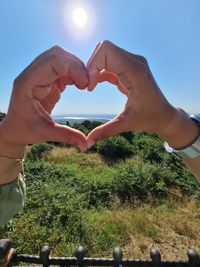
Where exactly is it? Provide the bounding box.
[0,121,26,159]
[0,124,26,185]
[158,108,200,149]
[0,143,25,185]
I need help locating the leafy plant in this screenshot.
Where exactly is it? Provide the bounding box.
[26,143,53,161]
[97,136,133,162]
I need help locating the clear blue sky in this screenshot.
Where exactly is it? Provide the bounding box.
[0,0,200,115]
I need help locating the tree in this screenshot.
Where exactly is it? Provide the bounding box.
[0,112,6,121]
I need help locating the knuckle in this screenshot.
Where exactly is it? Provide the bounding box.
[95,41,101,49]
[13,75,23,89]
[13,76,20,87]
[50,45,62,53]
[69,60,79,72]
[101,40,113,49]
[137,55,148,65]
[135,63,146,75]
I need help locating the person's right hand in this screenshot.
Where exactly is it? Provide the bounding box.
[0,46,88,155]
[86,40,198,149]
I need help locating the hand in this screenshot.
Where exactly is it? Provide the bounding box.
[86,40,190,147]
[0,46,88,154]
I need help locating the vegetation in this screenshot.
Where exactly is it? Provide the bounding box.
[1,120,200,259]
[0,111,6,121]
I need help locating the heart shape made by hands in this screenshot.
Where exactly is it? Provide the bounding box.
[41,41,170,151]
[4,41,172,154]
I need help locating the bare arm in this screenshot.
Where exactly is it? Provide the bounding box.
[159,109,200,180]
[0,141,25,185]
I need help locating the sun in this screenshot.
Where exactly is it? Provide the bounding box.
[64,1,95,39]
[73,7,87,28]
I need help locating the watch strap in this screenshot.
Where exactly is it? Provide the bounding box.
[164,113,200,159]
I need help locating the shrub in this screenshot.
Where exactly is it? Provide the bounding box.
[84,120,102,130]
[162,153,200,196]
[113,159,200,203]
[97,136,133,161]
[112,161,177,202]
[0,112,6,121]
[76,167,116,208]
[26,143,53,161]
[120,131,135,143]
[73,124,89,135]
[24,161,88,229]
[131,133,165,163]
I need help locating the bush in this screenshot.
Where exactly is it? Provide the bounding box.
[97,136,133,161]
[113,161,176,202]
[0,112,6,121]
[77,167,116,208]
[24,161,87,232]
[82,120,102,130]
[26,143,53,161]
[112,159,200,203]
[162,153,200,196]
[120,131,135,143]
[73,124,89,135]
[131,133,165,163]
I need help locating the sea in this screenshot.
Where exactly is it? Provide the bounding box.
[52,114,115,125]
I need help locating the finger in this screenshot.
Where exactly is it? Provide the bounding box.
[87,40,130,91]
[69,61,88,89]
[44,122,87,151]
[19,54,88,90]
[39,76,75,113]
[87,41,102,68]
[56,76,73,92]
[23,45,86,74]
[40,83,61,113]
[34,76,74,105]
[87,113,128,148]
[98,70,128,96]
[98,70,118,84]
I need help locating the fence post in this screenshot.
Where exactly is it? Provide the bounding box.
[75,246,86,267]
[40,245,50,267]
[0,240,16,267]
[187,249,200,267]
[150,248,161,267]
[113,247,123,267]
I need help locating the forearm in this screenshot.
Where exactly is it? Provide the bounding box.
[0,127,26,185]
[183,158,200,180]
[159,108,200,181]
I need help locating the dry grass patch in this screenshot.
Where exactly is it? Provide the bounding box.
[47,147,106,168]
[94,200,200,260]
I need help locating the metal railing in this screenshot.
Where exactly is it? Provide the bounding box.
[0,239,200,267]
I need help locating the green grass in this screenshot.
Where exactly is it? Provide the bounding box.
[1,138,200,260]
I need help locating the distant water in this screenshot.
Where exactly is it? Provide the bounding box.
[52,114,115,125]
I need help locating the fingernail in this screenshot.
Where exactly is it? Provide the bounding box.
[87,86,93,92]
[87,140,95,149]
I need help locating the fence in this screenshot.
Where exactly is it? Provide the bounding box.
[0,239,200,267]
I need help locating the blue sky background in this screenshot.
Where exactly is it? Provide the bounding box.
[0,0,200,115]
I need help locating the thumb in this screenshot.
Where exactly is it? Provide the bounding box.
[44,123,87,151]
[87,114,127,148]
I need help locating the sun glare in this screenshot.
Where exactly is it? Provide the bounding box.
[73,7,87,28]
[64,1,95,39]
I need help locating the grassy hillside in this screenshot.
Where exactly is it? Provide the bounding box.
[1,124,200,260]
